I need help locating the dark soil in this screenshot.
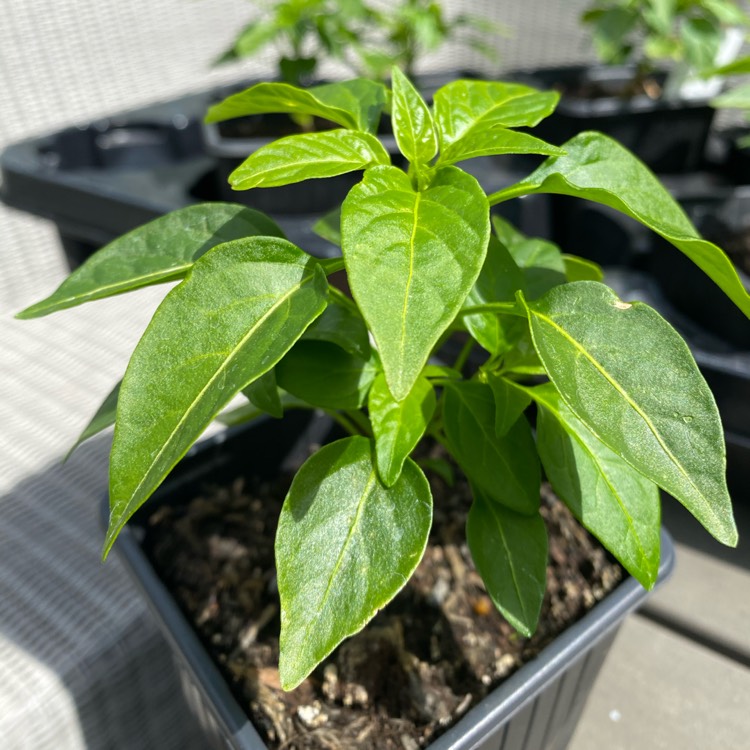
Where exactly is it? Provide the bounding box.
[558,76,662,101]
[145,442,623,750]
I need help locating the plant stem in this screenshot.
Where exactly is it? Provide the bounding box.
[344,409,373,437]
[453,337,475,374]
[325,410,362,436]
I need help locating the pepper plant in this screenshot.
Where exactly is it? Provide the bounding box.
[215,0,501,86]
[19,69,747,691]
[710,54,750,146]
[581,0,750,92]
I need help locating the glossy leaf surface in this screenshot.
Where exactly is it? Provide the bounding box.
[443,381,540,515]
[105,238,328,553]
[341,165,489,400]
[205,79,388,132]
[303,293,370,359]
[433,80,560,143]
[467,489,547,636]
[18,204,284,318]
[242,370,283,418]
[440,127,564,166]
[391,66,438,166]
[563,254,604,282]
[229,130,390,189]
[277,436,432,689]
[486,374,532,437]
[524,281,736,546]
[462,236,525,355]
[533,383,661,588]
[493,216,566,300]
[369,374,436,487]
[490,132,750,318]
[276,340,378,410]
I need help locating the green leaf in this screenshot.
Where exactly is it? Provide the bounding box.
[486,373,531,436]
[65,381,120,460]
[533,382,661,589]
[205,79,388,132]
[466,488,547,636]
[680,17,722,72]
[369,374,436,486]
[443,381,540,515]
[493,216,566,300]
[462,235,526,355]
[589,7,638,64]
[702,0,750,26]
[276,340,378,410]
[229,129,390,190]
[277,436,432,689]
[439,127,565,166]
[522,281,737,546]
[205,83,357,130]
[563,254,604,282]
[242,370,283,418]
[390,66,438,166]
[341,165,490,400]
[217,391,308,427]
[433,80,560,145]
[303,292,370,359]
[17,204,284,319]
[311,79,390,133]
[105,238,328,554]
[313,207,342,246]
[710,55,750,76]
[489,132,750,319]
[712,83,750,110]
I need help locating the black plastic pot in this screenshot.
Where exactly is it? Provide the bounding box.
[512,64,715,174]
[108,412,675,750]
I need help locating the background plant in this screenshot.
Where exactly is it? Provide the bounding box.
[216,0,502,86]
[19,69,747,691]
[710,54,750,145]
[581,0,750,93]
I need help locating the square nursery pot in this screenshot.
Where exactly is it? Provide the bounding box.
[1,74,546,270]
[107,410,675,750]
[511,64,715,174]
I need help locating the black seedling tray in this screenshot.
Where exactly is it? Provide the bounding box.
[511,64,715,174]
[1,80,549,269]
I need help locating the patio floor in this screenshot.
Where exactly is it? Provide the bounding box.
[571,494,750,750]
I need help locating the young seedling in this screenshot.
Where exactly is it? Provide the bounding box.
[215,0,502,86]
[19,68,746,691]
[581,0,750,96]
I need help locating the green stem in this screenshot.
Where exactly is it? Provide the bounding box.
[453,337,475,374]
[320,257,346,275]
[324,410,362,436]
[344,409,373,437]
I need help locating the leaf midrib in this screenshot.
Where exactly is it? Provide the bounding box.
[301,466,378,655]
[485,499,528,625]
[530,309,715,520]
[113,268,318,517]
[536,395,651,570]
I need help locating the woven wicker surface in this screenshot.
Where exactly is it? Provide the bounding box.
[0,2,591,747]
